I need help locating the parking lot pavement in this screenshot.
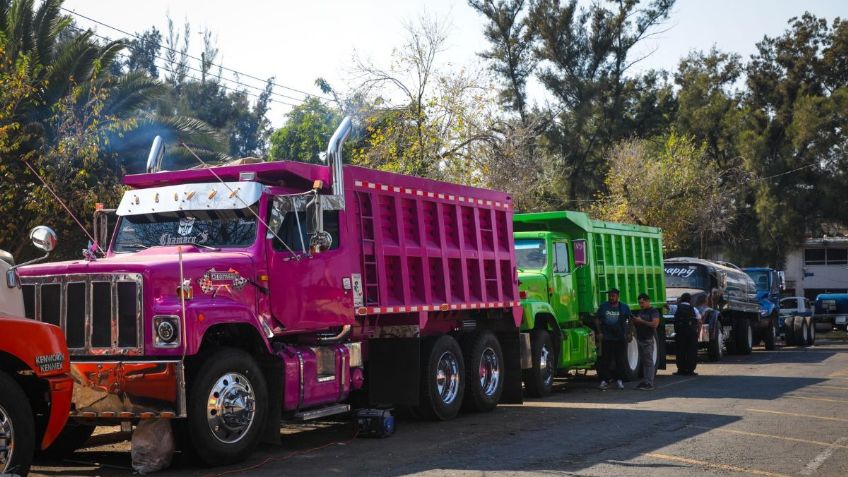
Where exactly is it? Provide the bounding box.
[32,337,848,477]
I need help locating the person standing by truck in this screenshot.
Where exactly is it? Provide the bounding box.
[674,293,701,376]
[595,288,631,390]
[633,293,660,390]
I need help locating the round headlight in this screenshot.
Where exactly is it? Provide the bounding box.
[157,319,177,343]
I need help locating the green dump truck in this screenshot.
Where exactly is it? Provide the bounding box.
[514,211,667,396]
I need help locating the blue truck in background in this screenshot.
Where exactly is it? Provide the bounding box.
[743,267,788,348]
[815,293,848,332]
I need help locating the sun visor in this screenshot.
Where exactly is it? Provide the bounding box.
[117,181,263,216]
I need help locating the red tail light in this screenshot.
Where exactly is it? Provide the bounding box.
[519,290,527,299]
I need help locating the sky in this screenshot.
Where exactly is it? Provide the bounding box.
[63,0,847,127]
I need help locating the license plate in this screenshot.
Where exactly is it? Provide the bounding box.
[665,324,675,336]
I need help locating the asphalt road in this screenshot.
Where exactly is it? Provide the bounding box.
[32,336,848,477]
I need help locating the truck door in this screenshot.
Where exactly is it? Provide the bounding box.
[550,241,577,321]
[266,200,355,332]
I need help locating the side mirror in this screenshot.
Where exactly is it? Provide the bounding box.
[307,193,331,253]
[30,226,58,253]
[572,239,587,267]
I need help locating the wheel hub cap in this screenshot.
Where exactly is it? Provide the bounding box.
[539,344,554,386]
[479,347,501,396]
[0,404,14,473]
[207,372,256,444]
[436,351,460,405]
[627,338,639,370]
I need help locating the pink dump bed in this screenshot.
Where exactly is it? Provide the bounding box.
[343,166,520,317]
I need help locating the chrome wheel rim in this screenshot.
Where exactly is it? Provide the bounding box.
[627,337,639,371]
[0,404,14,473]
[436,351,460,405]
[479,347,501,397]
[539,343,554,387]
[802,323,809,343]
[718,326,724,357]
[206,372,256,444]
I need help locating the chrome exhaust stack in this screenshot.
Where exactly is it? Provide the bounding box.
[146,135,165,173]
[326,117,352,198]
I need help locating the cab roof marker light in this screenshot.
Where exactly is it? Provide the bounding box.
[227,187,240,198]
[239,171,256,181]
[208,190,217,200]
[185,191,196,200]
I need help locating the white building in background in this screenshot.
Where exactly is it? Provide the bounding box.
[784,237,848,300]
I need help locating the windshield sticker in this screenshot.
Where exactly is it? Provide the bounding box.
[159,231,209,246]
[198,268,248,295]
[665,267,695,278]
[178,217,196,236]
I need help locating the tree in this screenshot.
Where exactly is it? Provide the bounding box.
[740,13,848,262]
[593,134,745,255]
[526,0,676,203]
[269,97,342,163]
[125,27,162,77]
[468,0,535,121]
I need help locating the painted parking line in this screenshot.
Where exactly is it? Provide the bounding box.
[688,425,848,450]
[746,409,848,423]
[787,395,848,404]
[656,377,697,389]
[801,437,848,475]
[645,453,793,477]
[810,384,848,391]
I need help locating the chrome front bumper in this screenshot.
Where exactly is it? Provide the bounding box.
[70,360,186,419]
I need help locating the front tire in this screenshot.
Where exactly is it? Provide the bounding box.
[523,329,555,397]
[708,324,724,362]
[735,318,753,355]
[462,330,504,412]
[794,317,809,347]
[0,372,34,476]
[186,348,268,466]
[764,316,777,351]
[418,335,465,420]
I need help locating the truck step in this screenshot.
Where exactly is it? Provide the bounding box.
[289,404,351,422]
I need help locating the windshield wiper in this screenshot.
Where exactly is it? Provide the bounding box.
[190,243,221,251]
[121,244,149,250]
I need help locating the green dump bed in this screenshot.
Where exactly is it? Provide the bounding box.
[513,211,666,313]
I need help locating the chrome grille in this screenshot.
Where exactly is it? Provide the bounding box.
[19,273,143,356]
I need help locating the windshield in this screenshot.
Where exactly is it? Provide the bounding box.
[515,239,547,270]
[113,207,257,252]
[745,270,770,291]
[664,264,708,290]
[779,298,798,310]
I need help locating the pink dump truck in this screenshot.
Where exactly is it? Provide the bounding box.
[17,118,524,464]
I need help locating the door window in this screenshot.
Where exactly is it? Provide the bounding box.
[272,210,340,252]
[554,242,570,274]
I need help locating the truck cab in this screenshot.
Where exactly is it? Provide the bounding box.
[743,267,783,329]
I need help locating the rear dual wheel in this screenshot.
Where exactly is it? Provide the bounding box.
[734,318,753,355]
[462,330,504,412]
[418,335,465,420]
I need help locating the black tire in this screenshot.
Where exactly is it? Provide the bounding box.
[38,421,96,460]
[794,316,808,347]
[461,330,504,412]
[522,329,555,398]
[708,323,724,362]
[764,315,777,351]
[734,318,753,355]
[624,335,640,381]
[0,372,34,476]
[417,335,465,420]
[806,317,816,346]
[186,348,268,466]
[784,316,796,345]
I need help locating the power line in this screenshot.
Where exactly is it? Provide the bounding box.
[60,6,335,103]
[67,24,302,108]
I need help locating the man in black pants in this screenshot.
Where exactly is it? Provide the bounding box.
[595,288,631,390]
[674,292,701,376]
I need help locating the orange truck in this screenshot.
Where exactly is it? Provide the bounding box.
[1,227,73,476]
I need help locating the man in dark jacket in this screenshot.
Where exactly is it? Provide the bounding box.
[674,292,702,376]
[595,288,631,390]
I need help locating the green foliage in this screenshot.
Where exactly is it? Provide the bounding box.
[269,97,341,163]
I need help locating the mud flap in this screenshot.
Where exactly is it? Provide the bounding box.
[498,331,524,404]
[367,338,420,406]
[657,324,667,370]
[259,356,282,445]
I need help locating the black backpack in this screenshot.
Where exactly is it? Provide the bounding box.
[674,302,696,326]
